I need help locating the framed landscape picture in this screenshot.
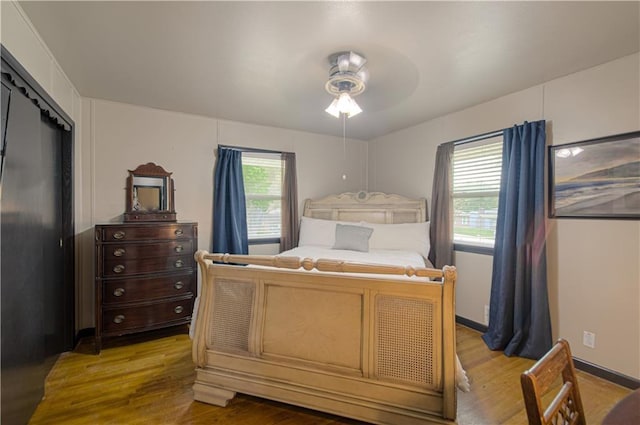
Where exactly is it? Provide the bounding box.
[549,131,640,219]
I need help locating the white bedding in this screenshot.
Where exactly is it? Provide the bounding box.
[280,245,431,268]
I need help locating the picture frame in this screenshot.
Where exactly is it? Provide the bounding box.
[549,130,640,219]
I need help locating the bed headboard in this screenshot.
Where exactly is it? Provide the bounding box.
[303,191,428,224]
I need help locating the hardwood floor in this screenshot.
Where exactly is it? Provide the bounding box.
[29,325,631,424]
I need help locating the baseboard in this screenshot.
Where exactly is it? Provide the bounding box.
[455,316,640,390]
[573,358,640,390]
[455,315,488,333]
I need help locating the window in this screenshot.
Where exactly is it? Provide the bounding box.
[242,152,283,243]
[452,135,503,249]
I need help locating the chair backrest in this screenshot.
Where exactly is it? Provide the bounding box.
[520,339,586,425]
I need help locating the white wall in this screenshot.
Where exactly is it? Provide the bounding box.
[369,53,640,379]
[80,98,368,329]
[0,1,79,115]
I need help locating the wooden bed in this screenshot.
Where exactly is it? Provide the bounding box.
[191,192,458,424]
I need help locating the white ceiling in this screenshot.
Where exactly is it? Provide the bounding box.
[19,1,640,140]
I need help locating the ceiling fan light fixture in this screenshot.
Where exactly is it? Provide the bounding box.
[325,98,340,118]
[324,51,368,118]
[325,92,362,118]
[356,68,369,84]
[325,97,341,118]
[337,55,350,72]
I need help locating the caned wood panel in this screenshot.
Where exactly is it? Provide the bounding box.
[375,295,436,386]
[210,279,255,352]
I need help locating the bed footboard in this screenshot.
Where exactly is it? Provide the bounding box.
[192,251,457,425]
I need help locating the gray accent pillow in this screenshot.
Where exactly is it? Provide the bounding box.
[332,224,374,252]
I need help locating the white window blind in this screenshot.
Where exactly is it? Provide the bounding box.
[242,152,282,240]
[452,136,503,247]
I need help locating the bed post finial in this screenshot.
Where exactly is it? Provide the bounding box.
[443,265,457,284]
[194,250,209,263]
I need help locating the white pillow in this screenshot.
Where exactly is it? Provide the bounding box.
[298,217,360,247]
[364,221,430,259]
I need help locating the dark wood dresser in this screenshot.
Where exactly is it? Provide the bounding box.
[94,222,198,352]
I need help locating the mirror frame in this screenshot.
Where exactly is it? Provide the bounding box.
[124,162,176,222]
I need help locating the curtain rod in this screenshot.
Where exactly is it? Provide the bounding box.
[449,128,506,147]
[218,144,294,155]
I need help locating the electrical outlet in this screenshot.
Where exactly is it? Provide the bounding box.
[484,305,490,325]
[583,331,596,348]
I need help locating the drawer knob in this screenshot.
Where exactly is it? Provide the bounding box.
[174,281,184,290]
[113,230,125,240]
[113,264,125,274]
[113,288,125,297]
[113,314,125,324]
[174,245,184,253]
[174,259,184,268]
[174,306,184,314]
[174,229,184,236]
[113,248,126,257]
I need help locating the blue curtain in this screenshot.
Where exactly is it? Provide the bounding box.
[213,147,248,254]
[482,120,552,359]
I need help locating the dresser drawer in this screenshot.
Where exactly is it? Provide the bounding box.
[102,297,194,333]
[102,240,193,260]
[103,254,195,277]
[98,224,195,242]
[102,273,195,304]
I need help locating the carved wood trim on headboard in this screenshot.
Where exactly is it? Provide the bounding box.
[303,191,428,224]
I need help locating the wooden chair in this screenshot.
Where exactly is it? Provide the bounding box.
[520,339,586,425]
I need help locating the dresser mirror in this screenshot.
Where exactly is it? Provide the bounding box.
[124,163,176,222]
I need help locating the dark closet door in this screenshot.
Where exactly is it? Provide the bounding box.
[0,78,69,424]
[1,79,47,424]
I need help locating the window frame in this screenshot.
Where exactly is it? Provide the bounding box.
[451,131,504,255]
